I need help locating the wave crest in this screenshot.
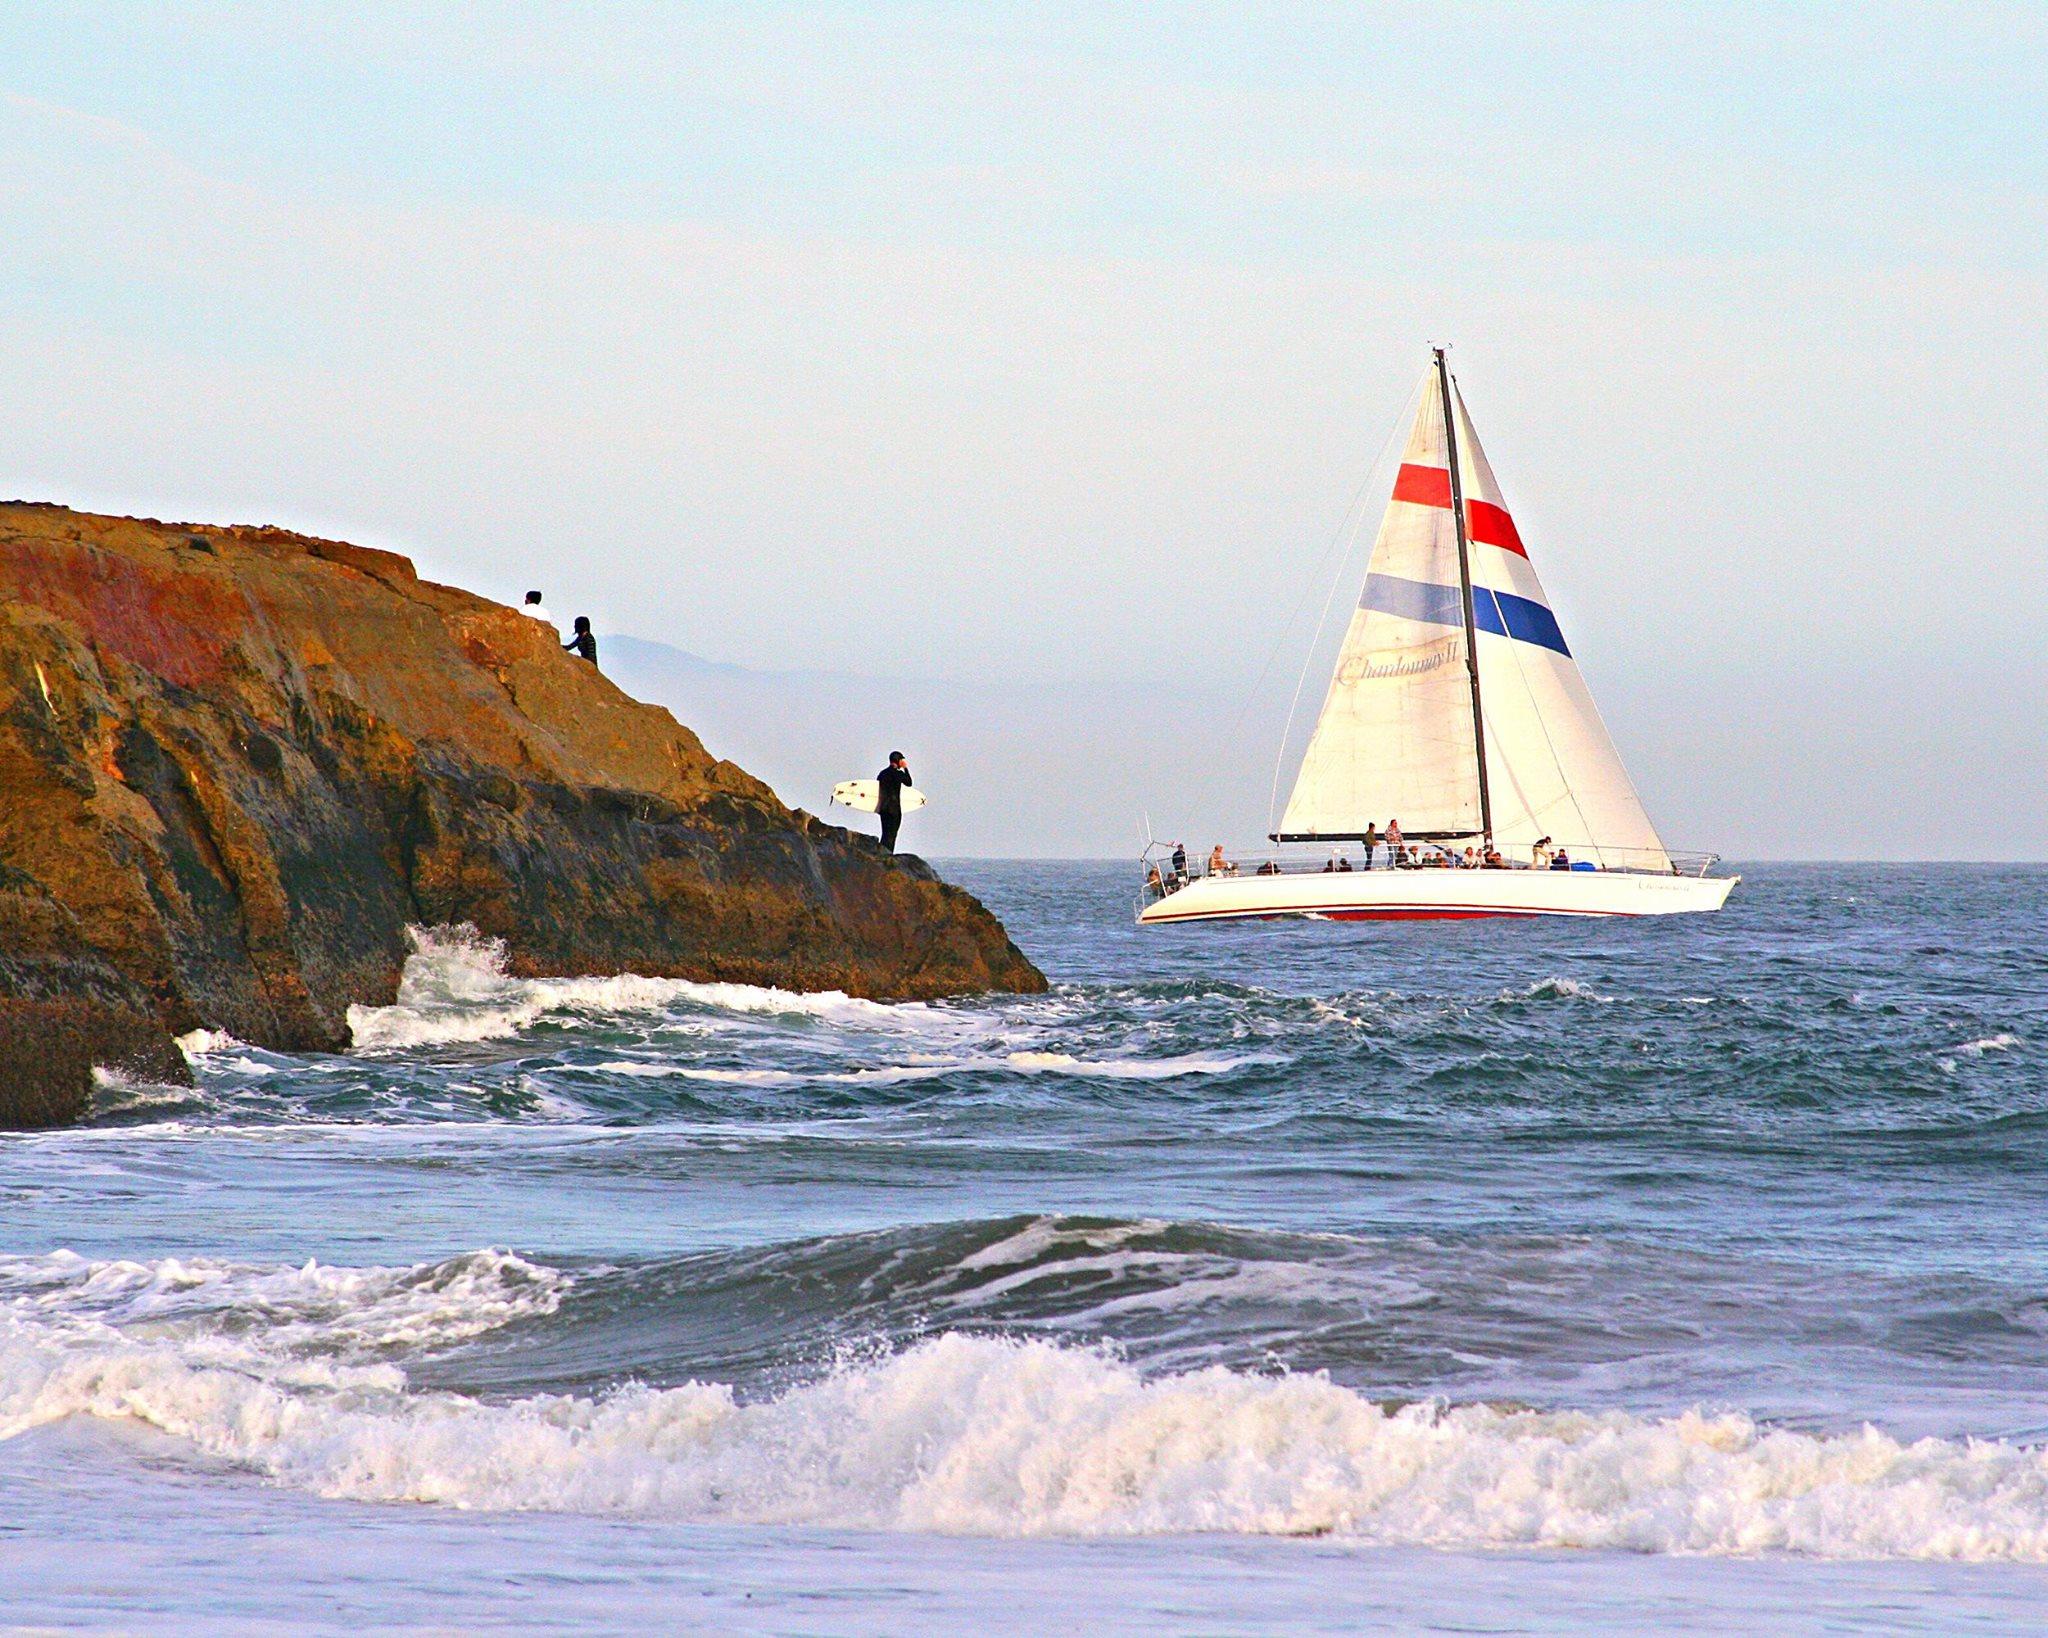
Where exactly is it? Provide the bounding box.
[7,1258,2048,1558]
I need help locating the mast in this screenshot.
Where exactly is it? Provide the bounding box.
[1436,347,1493,846]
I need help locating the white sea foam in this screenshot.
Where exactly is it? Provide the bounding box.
[1952,1034,2019,1058]
[1514,977,1611,1003]
[175,1029,246,1059]
[345,925,923,1051]
[592,1051,1278,1087]
[942,1218,1400,1324]
[999,1050,1278,1079]
[6,1305,2048,1558]
[86,1070,203,1114]
[0,1248,566,1358]
[632,1064,954,1088]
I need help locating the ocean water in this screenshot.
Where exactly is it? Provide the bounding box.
[4,861,2047,1632]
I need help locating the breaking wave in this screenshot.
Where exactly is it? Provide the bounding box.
[345,925,923,1050]
[5,1244,2048,1558]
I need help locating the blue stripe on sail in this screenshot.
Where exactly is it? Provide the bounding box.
[1360,573,1571,657]
[1488,589,1570,655]
[1359,572,1465,628]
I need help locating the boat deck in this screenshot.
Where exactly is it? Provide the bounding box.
[1139,845,1733,924]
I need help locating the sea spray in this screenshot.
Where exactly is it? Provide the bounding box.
[346,925,930,1051]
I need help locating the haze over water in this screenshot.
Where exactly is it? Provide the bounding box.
[5,861,2048,1630]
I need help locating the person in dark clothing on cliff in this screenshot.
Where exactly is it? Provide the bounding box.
[564,616,598,666]
[877,752,913,853]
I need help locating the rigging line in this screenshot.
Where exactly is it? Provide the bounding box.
[1166,373,1412,841]
[1261,379,1422,839]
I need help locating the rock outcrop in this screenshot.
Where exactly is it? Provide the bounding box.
[0,502,1043,1127]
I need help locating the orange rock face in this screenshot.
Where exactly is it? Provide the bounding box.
[0,502,1044,1126]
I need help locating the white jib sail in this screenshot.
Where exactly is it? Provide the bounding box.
[1280,363,1670,871]
[1449,385,1669,869]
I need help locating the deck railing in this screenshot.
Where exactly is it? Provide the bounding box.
[1140,840,1722,900]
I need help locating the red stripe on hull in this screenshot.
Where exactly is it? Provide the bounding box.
[1144,902,1631,926]
[1389,465,1529,558]
[1318,907,1533,920]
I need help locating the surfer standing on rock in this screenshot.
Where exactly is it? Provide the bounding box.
[877,752,913,853]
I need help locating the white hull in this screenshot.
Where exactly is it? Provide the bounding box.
[1139,867,1736,925]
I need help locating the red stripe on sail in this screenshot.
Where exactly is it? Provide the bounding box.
[1389,465,1528,558]
[1391,463,1451,507]
[1466,499,1526,557]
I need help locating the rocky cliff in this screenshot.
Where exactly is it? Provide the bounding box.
[0,503,1043,1127]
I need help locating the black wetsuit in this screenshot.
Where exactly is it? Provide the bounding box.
[564,630,598,666]
[877,764,912,852]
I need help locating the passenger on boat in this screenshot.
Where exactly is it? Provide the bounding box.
[1532,836,1553,870]
[1550,848,1572,870]
[1257,860,1281,876]
[1209,844,1232,877]
[1462,846,1479,868]
[1385,819,1404,858]
[1172,842,1188,883]
[1145,864,1166,896]
[1335,856,1353,873]
[1483,847,1505,868]
[1321,857,1337,873]
[1361,822,1379,869]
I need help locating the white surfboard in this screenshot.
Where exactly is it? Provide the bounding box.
[831,779,928,815]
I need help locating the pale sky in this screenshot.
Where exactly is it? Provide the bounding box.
[3,4,2043,857]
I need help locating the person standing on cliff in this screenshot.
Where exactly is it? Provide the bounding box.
[876,751,913,853]
[521,590,556,632]
[564,616,598,667]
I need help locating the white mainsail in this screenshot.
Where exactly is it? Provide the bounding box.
[1279,359,1670,870]
[1278,377,1483,839]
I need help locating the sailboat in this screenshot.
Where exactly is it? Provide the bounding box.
[1140,349,1735,924]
